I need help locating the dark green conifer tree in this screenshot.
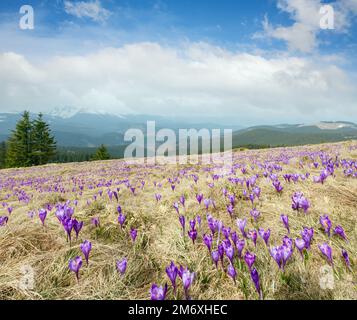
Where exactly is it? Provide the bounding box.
[6,111,33,167]
[31,113,57,165]
[91,144,111,161]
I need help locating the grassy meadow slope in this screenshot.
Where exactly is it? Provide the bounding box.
[0,141,356,300]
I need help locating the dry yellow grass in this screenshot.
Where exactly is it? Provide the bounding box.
[0,141,356,300]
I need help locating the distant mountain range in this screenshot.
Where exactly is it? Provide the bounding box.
[0,111,356,149]
[0,112,240,147]
[232,122,357,147]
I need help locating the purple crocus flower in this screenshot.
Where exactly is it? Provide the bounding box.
[188,228,198,244]
[118,213,126,228]
[73,219,83,239]
[258,228,271,246]
[181,268,195,300]
[207,214,218,234]
[319,214,332,237]
[249,193,255,205]
[236,239,245,258]
[189,219,196,230]
[270,244,293,271]
[270,246,283,270]
[196,193,203,205]
[295,238,306,257]
[237,218,247,238]
[282,236,293,248]
[203,199,211,210]
[117,205,122,214]
[62,218,74,243]
[280,214,290,233]
[179,215,185,235]
[224,242,235,263]
[130,228,138,242]
[180,195,186,207]
[69,256,82,281]
[231,231,238,245]
[318,243,333,264]
[341,249,350,268]
[250,268,262,299]
[211,250,220,268]
[291,192,310,213]
[227,264,237,283]
[228,194,236,206]
[7,207,13,215]
[248,229,258,247]
[80,240,92,265]
[250,208,261,222]
[281,244,293,268]
[226,204,234,218]
[333,225,347,241]
[173,202,179,214]
[203,234,213,252]
[222,226,231,239]
[244,251,256,269]
[38,209,47,226]
[272,180,283,193]
[150,283,168,300]
[116,258,127,275]
[0,216,9,227]
[253,186,261,198]
[222,188,228,197]
[91,217,100,227]
[165,261,178,292]
[301,227,314,249]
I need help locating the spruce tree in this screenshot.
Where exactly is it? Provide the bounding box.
[6,111,33,167]
[91,144,111,161]
[0,141,6,169]
[31,113,57,165]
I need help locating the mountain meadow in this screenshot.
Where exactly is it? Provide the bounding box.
[0,140,356,300]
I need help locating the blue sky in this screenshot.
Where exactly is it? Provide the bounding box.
[0,0,356,125]
[1,0,356,55]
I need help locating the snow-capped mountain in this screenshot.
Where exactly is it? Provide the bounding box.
[48,106,126,119]
[48,106,82,119]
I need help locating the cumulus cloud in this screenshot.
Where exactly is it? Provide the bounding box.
[259,0,357,53]
[0,42,356,124]
[64,0,111,22]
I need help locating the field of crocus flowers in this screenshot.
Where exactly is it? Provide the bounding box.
[0,141,356,300]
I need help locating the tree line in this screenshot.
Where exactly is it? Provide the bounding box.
[0,111,111,169]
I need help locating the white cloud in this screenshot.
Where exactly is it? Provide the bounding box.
[64,0,111,22]
[259,0,357,53]
[0,42,356,124]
